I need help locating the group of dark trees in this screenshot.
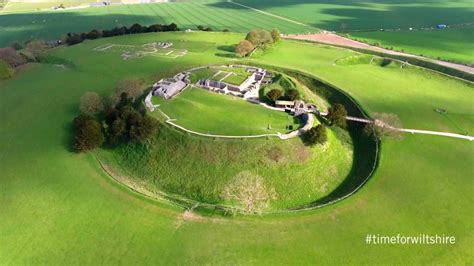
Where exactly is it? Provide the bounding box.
[303,124,327,146]
[196,25,213,32]
[266,88,300,103]
[326,103,348,128]
[0,40,48,79]
[72,81,159,152]
[235,28,281,57]
[303,103,348,146]
[66,22,180,46]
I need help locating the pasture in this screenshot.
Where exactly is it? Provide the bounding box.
[236,0,474,31]
[0,0,316,46]
[1,0,471,63]
[152,87,301,136]
[350,27,474,65]
[0,32,473,264]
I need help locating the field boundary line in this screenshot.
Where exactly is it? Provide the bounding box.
[228,0,311,27]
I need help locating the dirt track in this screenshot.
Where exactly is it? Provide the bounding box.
[285,32,474,75]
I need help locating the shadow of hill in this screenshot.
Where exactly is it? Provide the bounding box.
[0,13,167,46]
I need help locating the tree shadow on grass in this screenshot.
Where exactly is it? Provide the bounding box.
[215,52,236,58]
[217,44,236,53]
[61,104,79,153]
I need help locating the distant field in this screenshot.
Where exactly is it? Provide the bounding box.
[236,0,474,31]
[0,1,316,46]
[2,1,91,12]
[349,27,474,65]
[152,87,300,136]
[235,0,474,63]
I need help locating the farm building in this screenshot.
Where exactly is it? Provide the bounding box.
[197,66,271,99]
[275,100,295,108]
[152,72,190,99]
[276,100,317,115]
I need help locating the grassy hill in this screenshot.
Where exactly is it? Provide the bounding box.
[0,32,472,264]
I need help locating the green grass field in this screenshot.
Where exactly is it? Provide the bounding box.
[349,27,474,64]
[237,0,474,31]
[0,0,316,47]
[152,87,301,135]
[1,0,472,63]
[0,32,473,264]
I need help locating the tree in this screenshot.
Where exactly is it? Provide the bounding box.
[86,29,102,40]
[113,79,144,104]
[327,103,347,127]
[304,124,327,146]
[66,34,83,45]
[73,113,95,129]
[104,107,119,125]
[205,27,213,32]
[285,89,300,101]
[245,29,273,48]
[221,171,276,215]
[147,24,164,32]
[130,23,143,34]
[79,92,104,115]
[164,23,179,32]
[108,118,126,145]
[235,40,255,57]
[72,114,104,152]
[271,28,281,42]
[197,25,205,31]
[129,115,159,142]
[115,92,133,110]
[25,40,46,60]
[10,42,23,50]
[0,47,26,67]
[266,88,283,102]
[364,112,404,140]
[0,59,15,79]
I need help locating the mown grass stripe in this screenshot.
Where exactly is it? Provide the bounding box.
[194,2,265,32]
[163,3,197,28]
[179,2,234,32]
[210,1,303,33]
[144,3,166,24]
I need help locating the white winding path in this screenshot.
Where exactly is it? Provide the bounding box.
[145,91,314,139]
[320,112,474,141]
[147,91,473,142]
